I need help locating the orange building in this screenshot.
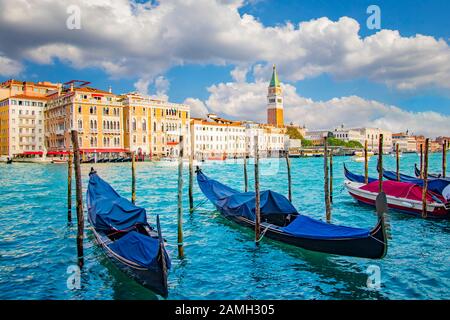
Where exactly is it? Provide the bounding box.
[45,81,125,159]
[121,93,190,159]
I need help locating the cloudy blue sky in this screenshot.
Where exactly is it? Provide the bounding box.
[0,0,449,136]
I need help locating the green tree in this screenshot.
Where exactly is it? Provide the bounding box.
[286,127,313,147]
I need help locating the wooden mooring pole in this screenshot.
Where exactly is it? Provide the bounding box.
[177,135,185,258]
[420,144,424,179]
[396,143,400,181]
[422,138,430,218]
[70,130,84,268]
[329,149,333,204]
[189,122,194,212]
[443,140,447,178]
[378,134,384,193]
[285,151,292,202]
[244,151,248,192]
[364,140,369,184]
[131,151,136,204]
[254,135,261,244]
[324,137,331,222]
[67,152,73,223]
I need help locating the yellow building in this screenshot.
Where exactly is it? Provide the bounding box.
[0,80,60,157]
[45,82,125,159]
[121,93,190,159]
[267,65,284,128]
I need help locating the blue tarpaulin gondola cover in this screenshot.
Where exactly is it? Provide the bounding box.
[87,173,147,232]
[282,215,369,239]
[108,231,160,268]
[197,171,371,240]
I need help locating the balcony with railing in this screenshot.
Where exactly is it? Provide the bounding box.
[18,114,36,119]
[18,123,35,128]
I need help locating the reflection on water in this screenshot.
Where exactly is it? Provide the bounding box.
[0,153,449,300]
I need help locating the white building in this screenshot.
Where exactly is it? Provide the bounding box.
[332,126,364,143]
[190,116,246,160]
[0,95,47,156]
[356,128,393,153]
[245,122,287,157]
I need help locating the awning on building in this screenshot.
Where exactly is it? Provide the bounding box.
[79,148,130,153]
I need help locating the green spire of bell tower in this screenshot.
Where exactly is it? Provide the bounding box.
[269,64,280,87]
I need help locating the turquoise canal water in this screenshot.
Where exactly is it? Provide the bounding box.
[0,153,449,300]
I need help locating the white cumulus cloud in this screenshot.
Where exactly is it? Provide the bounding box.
[0,0,448,90]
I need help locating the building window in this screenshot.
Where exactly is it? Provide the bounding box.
[132,118,137,131]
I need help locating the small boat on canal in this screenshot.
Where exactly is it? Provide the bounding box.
[87,169,171,297]
[196,167,389,259]
[344,164,450,219]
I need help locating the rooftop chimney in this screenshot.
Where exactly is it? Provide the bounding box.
[108,85,112,94]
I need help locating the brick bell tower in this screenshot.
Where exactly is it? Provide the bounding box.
[267,64,284,127]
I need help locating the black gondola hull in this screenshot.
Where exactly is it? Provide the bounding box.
[91,227,169,297]
[222,212,387,259]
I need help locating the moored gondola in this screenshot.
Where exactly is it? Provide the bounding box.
[87,169,170,297]
[344,164,450,219]
[196,168,388,259]
[414,163,445,179]
[380,167,450,198]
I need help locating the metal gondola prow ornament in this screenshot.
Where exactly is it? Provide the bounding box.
[376,192,392,240]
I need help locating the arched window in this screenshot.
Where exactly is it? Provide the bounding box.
[132,118,137,131]
[142,119,147,131]
[78,120,83,130]
[90,120,94,129]
[154,122,157,132]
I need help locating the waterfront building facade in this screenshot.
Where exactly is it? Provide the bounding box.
[435,136,450,150]
[304,130,331,146]
[0,80,60,157]
[191,115,246,160]
[332,126,364,143]
[121,93,190,159]
[392,132,417,152]
[0,95,48,156]
[245,122,287,157]
[267,65,284,128]
[354,128,392,153]
[45,82,125,158]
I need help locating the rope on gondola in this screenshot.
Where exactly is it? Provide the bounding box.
[190,197,209,212]
[256,224,272,243]
[369,234,387,246]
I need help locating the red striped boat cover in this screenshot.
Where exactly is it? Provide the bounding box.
[360,180,445,202]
